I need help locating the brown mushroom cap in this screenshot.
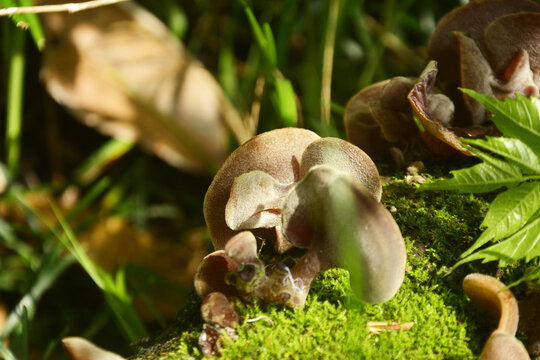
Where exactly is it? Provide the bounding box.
[463,273,519,334]
[479,330,530,360]
[194,250,239,299]
[463,273,530,360]
[282,165,406,304]
[200,292,239,328]
[427,0,540,83]
[204,128,320,250]
[299,137,383,202]
[484,12,540,76]
[344,80,392,157]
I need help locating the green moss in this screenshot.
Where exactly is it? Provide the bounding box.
[131,177,504,359]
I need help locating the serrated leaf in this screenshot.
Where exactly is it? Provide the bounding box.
[456,213,540,267]
[463,137,540,175]
[464,144,523,178]
[460,182,540,257]
[420,162,521,193]
[461,89,540,155]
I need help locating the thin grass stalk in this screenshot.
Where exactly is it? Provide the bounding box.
[321,0,339,131]
[0,248,74,340]
[0,342,16,360]
[19,307,28,360]
[5,26,25,181]
[49,201,149,341]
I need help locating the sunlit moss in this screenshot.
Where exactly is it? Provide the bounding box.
[132,177,499,359]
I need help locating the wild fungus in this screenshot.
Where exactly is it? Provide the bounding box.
[197,129,406,308]
[344,0,540,159]
[280,165,406,306]
[194,250,239,299]
[204,127,320,252]
[463,273,530,360]
[199,292,239,357]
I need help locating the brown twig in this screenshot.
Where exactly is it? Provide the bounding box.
[0,0,129,16]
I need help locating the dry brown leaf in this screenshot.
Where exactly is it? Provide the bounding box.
[78,217,208,320]
[40,0,251,174]
[62,337,125,360]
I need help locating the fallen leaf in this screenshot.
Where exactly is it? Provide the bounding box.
[40,0,251,173]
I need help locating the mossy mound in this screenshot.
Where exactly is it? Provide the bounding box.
[131,177,502,359]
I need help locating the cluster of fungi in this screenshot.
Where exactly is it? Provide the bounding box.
[192,0,540,357]
[344,0,540,164]
[194,128,406,356]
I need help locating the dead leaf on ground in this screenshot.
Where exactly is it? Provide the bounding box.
[40,0,252,174]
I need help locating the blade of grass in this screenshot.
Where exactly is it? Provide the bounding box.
[0,246,74,340]
[0,0,45,49]
[41,327,69,360]
[15,0,45,50]
[0,342,16,360]
[64,177,111,223]
[243,6,269,62]
[49,200,148,342]
[242,3,298,128]
[19,306,28,360]
[4,25,25,181]
[73,138,133,186]
[0,217,38,267]
[320,0,340,132]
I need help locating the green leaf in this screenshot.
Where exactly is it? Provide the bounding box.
[420,162,521,193]
[463,137,540,175]
[0,0,45,50]
[243,6,272,65]
[0,342,16,360]
[460,182,540,257]
[263,23,278,68]
[273,77,298,127]
[464,144,523,179]
[461,89,540,155]
[456,213,540,267]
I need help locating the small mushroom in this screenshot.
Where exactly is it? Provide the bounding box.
[224,137,384,234]
[200,292,240,329]
[199,130,406,308]
[194,250,239,299]
[204,128,320,252]
[463,273,530,360]
[299,137,383,202]
[427,0,540,85]
[199,292,239,358]
[344,77,418,158]
[427,0,540,125]
[344,0,539,159]
[280,165,406,306]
